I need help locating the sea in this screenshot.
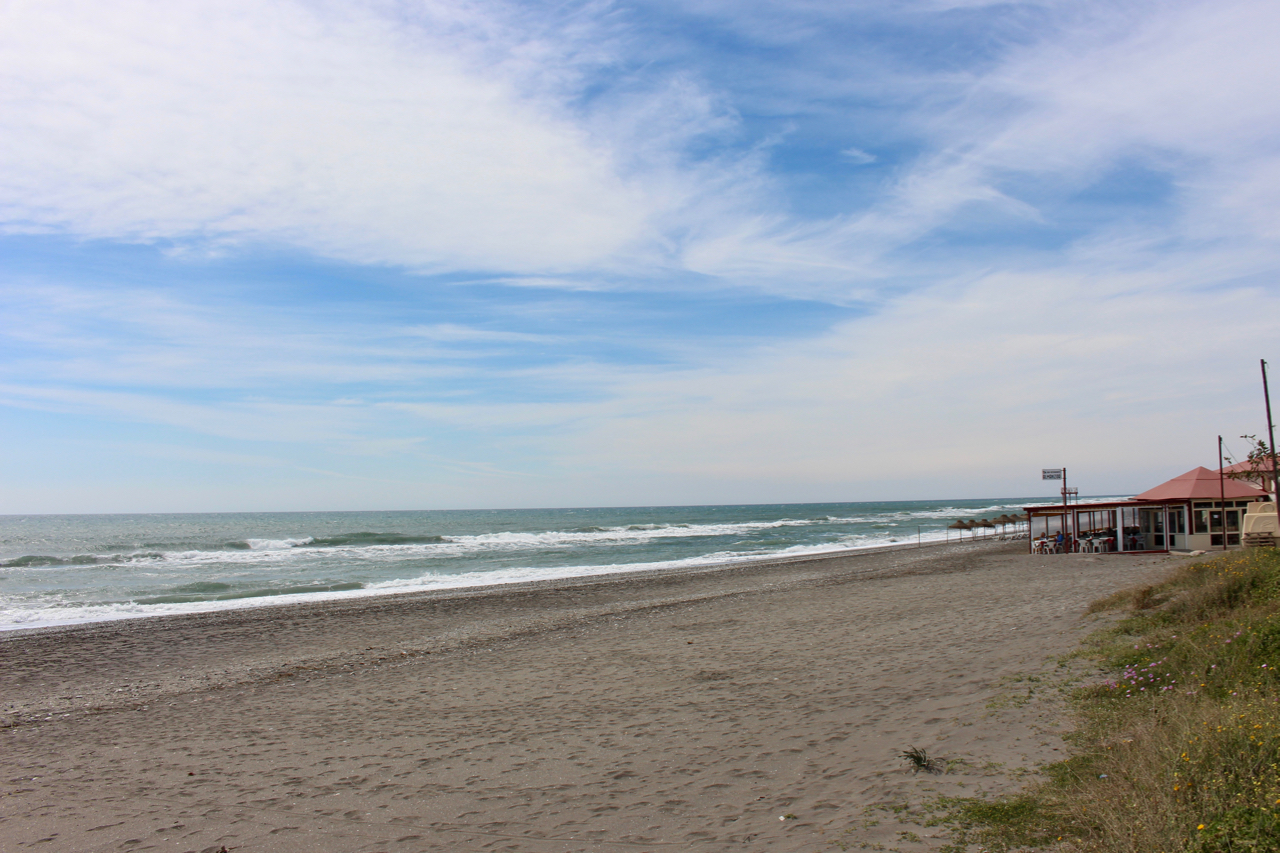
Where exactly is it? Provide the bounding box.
[0,498,1040,631]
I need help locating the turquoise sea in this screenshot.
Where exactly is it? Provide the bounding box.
[0,499,1040,631]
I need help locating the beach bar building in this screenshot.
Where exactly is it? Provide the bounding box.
[1025,467,1270,554]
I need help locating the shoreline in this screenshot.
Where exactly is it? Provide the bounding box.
[2,538,1180,852]
[1,537,999,722]
[0,532,993,636]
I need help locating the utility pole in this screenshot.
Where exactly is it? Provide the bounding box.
[1264,359,1279,499]
[1062,467,1068,548]
[1219,435,1229,550]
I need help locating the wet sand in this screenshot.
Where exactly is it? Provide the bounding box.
[0,541,1181,852]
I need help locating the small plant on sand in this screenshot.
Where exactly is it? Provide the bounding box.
[900,746,944,775]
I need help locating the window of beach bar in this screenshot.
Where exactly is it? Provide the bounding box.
[1078,508,1116,537]
[1028,507,1121,543]
[1028,504,1169,551]
[1028,509,1069,540]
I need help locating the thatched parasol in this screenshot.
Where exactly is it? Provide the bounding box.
[946,519,969,542]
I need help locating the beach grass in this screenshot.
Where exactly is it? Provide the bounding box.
[934,547,1280,853]
[901,746,946,775]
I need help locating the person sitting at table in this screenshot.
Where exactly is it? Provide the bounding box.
[1054,530,1064,552]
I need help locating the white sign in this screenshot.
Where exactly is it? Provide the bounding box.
[1042,469,1063,480]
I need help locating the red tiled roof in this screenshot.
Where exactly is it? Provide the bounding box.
[1133,467,1268,502]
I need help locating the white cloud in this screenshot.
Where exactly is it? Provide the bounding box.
[539,259,1278,503]
[3,0,1280,512]
[0,0,683,272]
[840,147,877,165]
[902,0,1280,245]
[675,0,1280,298]
[11,0,1273,302]
[0,282,502,391]
[1,243,1275,510]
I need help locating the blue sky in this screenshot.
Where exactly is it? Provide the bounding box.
[2,0,1279,513]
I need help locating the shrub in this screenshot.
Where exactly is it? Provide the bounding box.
[947,549,1280,853]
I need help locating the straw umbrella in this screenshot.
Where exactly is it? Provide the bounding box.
[978,518,996,538]
[946,519,968,543]
[996,514,1017,538]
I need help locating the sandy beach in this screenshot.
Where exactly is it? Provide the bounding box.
[1,541,1182,852]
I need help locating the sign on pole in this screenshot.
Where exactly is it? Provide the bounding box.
[1042,469,1063,480]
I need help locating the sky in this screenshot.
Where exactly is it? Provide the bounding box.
[2,0,1279,514]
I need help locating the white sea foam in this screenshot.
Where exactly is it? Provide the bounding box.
[244,537,315,550]
[1,507,1032,574]
[6,517,854,572]
[0,527,973,631]
[0,500,1032,631]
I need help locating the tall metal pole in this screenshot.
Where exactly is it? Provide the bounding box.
[1219,435,1229,551]
[1264,359,1279,500]
[1062,467,1069,552]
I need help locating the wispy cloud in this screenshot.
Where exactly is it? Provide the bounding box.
[841,148,878,165]
[0,0,673,272]
[1,0,1278,511]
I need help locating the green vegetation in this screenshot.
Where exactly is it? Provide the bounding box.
[933,795,1063,851]
[901,746,946,775]
[942,548,1280,852]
